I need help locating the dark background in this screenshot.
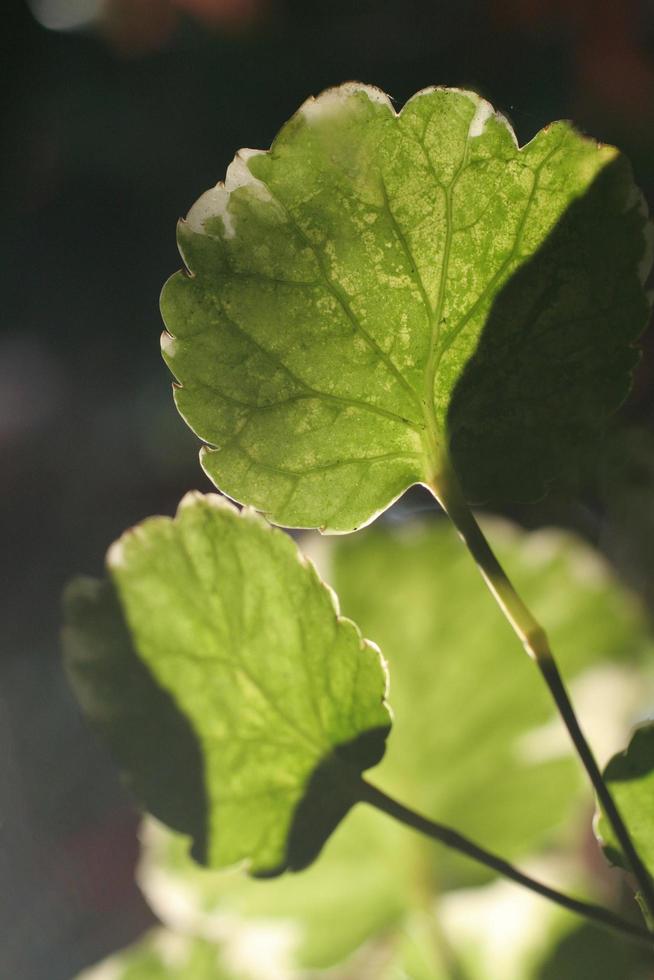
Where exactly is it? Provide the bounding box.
[4,2,654,977]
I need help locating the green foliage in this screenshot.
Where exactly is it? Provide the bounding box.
[65,82,654,980]
[67,519,652,975]
[597,724,654,882]
[63,492,390,876]
[97,825,654,980]
[75,896,654,980]
[161,83,651,530]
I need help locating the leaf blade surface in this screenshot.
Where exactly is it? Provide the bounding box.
[64,492,390,875]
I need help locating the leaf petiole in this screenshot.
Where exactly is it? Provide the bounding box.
[359,779,654,952]
[428,455,654,925]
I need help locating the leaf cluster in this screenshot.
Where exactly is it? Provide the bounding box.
[63,83,654,978]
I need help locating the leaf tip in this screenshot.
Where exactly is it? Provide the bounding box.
[402,87,519,147]
[467,96,494,138]
[184,147,272,240]
[178,489,238,517]
[240,503,273,531]
[106,537,128,570]
[299,81,394,124]
[186,182,231,237]
[160,330,176,358]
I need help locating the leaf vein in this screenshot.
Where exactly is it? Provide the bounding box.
[251,178,425,416]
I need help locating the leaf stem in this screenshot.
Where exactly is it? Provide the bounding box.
[427,457,654,923]
[359,779,654,951]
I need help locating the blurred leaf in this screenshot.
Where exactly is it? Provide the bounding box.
[63,492,390,876]
[597,724,654,881]
[534,921,653,980]
[138,811,412,971]
[161,83,651,531]
[75,929,233,980]
[331,518,654,885]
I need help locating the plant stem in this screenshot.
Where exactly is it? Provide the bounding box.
[359,779,654,951]
[428,457,654,922]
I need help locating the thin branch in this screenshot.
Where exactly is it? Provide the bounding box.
[427,455,654,923]
[359,779,654,951]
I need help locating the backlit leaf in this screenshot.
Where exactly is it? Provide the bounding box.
[161,83,651,530]
[63,492,390,876]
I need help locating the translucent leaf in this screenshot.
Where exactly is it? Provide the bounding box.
[596,724,654,883]
[161,83,651,531]
[63,492,390,876]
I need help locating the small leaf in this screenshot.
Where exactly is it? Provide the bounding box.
[161,83,651,530]
[596,723,654,881]
[63,492,390,876]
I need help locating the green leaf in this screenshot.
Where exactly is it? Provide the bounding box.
[597,724,654,881]
[63,492,390,876]
[161,83,651,531]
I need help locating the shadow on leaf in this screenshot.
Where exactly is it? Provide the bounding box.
[447,156,649,504]
[62,577,209,862]
[258,725,390,877]
[62,577,390,876]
